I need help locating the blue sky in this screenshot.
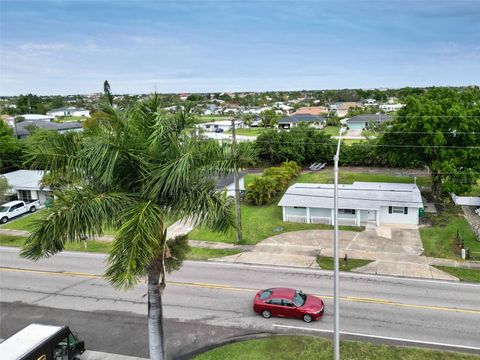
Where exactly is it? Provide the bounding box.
[1,0,479,95]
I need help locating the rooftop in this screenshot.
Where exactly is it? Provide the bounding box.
[278,182,423,210]
[278,114,326,124]
[346,114,392,123]
[1,170,48,190]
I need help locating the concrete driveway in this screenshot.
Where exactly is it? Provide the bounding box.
[216,225,457,281]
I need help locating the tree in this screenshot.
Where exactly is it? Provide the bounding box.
[0,121,23,173]
[20,97,237,360]
[241,112,256,127]
[16,94,46,114]
[259,109,279,128]
[379,88,480,201]
[103,80,114,106]
[0,176,9,202]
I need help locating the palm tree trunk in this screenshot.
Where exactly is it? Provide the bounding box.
[147,266,166,360]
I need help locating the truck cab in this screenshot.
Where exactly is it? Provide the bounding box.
[0,200,40,224]
[0,323,85,360]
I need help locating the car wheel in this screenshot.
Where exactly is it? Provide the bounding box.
[30,206,36,213]
[261,310,271,319]
[303,314,312,323]
[0,217,8,224]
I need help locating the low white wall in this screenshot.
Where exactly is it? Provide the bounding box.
[451,193,480,206]
[379,206,419,225]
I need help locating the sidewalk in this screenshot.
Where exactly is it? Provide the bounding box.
[81,350,147,360]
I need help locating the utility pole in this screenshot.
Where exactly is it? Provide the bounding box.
[231,117,243,243]
[333,127,345,360]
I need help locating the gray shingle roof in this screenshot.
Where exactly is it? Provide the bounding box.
[15,120,83,137]
[278,182,423,210]
[346,114,392,124]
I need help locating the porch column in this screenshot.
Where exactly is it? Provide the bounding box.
[376,210,380,227]
[356,210,361,226]
[306,207,311,224]
[282,206,286,222]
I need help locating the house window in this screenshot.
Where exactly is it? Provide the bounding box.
[18,190,32,202]
[389,206,408,214]
[205,125,210,129]
[339,209,356,215]
[293,206,306,209]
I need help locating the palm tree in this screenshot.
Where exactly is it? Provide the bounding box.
[20,96,237,360]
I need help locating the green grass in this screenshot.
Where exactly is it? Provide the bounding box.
[434,266,480,283]
[188,247,242,260]
[196,115,232,123]
[0,234,112,253]
[342,138,365,145]
[0,210,46,231]
[0,234,239,260]
[296,170,431,187]
[316,256,372,271]
[465,180,480,196]
[53,116,86,122]
[420,207,480,260]
[194,335,476,360]
[188,202,360,245]
[224,128,267,136]
[321,125,341,136]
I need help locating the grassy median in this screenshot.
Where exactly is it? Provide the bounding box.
[316,256,372,271]
[433,266,480,283]
[194,335,477,360]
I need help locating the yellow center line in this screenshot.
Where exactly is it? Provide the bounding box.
[1,266,479,315]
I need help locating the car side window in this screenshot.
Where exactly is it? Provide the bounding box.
[269,298,283,306]
[282,300,295,307]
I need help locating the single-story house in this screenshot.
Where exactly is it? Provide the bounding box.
[345,114,392,131]
[379,103,404,112]
[1,170,51,204]
[197,120,243,132]
[216,172,246,197]
[329,102,364,118]
[278,114,326,130]
[46,106,90,118]
[278,182,423,227]
[13,120,83,139]
[17,114,53,121]
[292,106,329,116]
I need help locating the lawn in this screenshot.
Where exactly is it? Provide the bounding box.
[194,335,476,360]
[53,116,86,122]
[321,125,341,136]
[296,170,431,187]
[0,234,239,260]
[224,128,267,136]
[420,207,480,260]
[0,210,47,231]
[433,266,480,283]
[316,256,372,271]
[196,115,232,123]
[188,202,360,245]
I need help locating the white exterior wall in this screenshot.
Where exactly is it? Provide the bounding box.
[284,206,307,223]
[310,208,331,224]
[379,206,419,225]
[225,177,245,197]
[72,110,90,117]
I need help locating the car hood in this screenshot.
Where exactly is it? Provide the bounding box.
[300,295,324,312]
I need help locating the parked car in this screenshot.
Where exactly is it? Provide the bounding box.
[253,288,324,323]
[214,127,224,133]
[0,200,40,224]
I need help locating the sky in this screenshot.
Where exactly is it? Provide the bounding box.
[1,0,479,95]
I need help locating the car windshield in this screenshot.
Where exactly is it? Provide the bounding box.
[292,290,306,307]
[0,206,9,212]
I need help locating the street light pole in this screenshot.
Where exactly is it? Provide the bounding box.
[333,127,345,360]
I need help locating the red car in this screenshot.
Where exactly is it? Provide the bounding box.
[253,288,325,323]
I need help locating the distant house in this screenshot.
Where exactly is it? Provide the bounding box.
[46,106,90,118]
[345,114,392,131]
[329,102,364,117]
[278,114,326,130]
[197,120,243,132]
[17,114,53,121]
[13,120,83,139]
[379,103,404,112]
[1,170,51,204]
[293,106,329,116]
[278,182,423,227]
[215,172,246,197]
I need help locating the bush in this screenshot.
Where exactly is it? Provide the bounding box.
[245,161,300,206]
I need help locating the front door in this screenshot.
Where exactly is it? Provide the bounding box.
[367,210,376,221]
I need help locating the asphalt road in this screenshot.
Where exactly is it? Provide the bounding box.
[1,247,479,357]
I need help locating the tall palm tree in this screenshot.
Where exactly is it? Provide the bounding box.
[21,96,237,360]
